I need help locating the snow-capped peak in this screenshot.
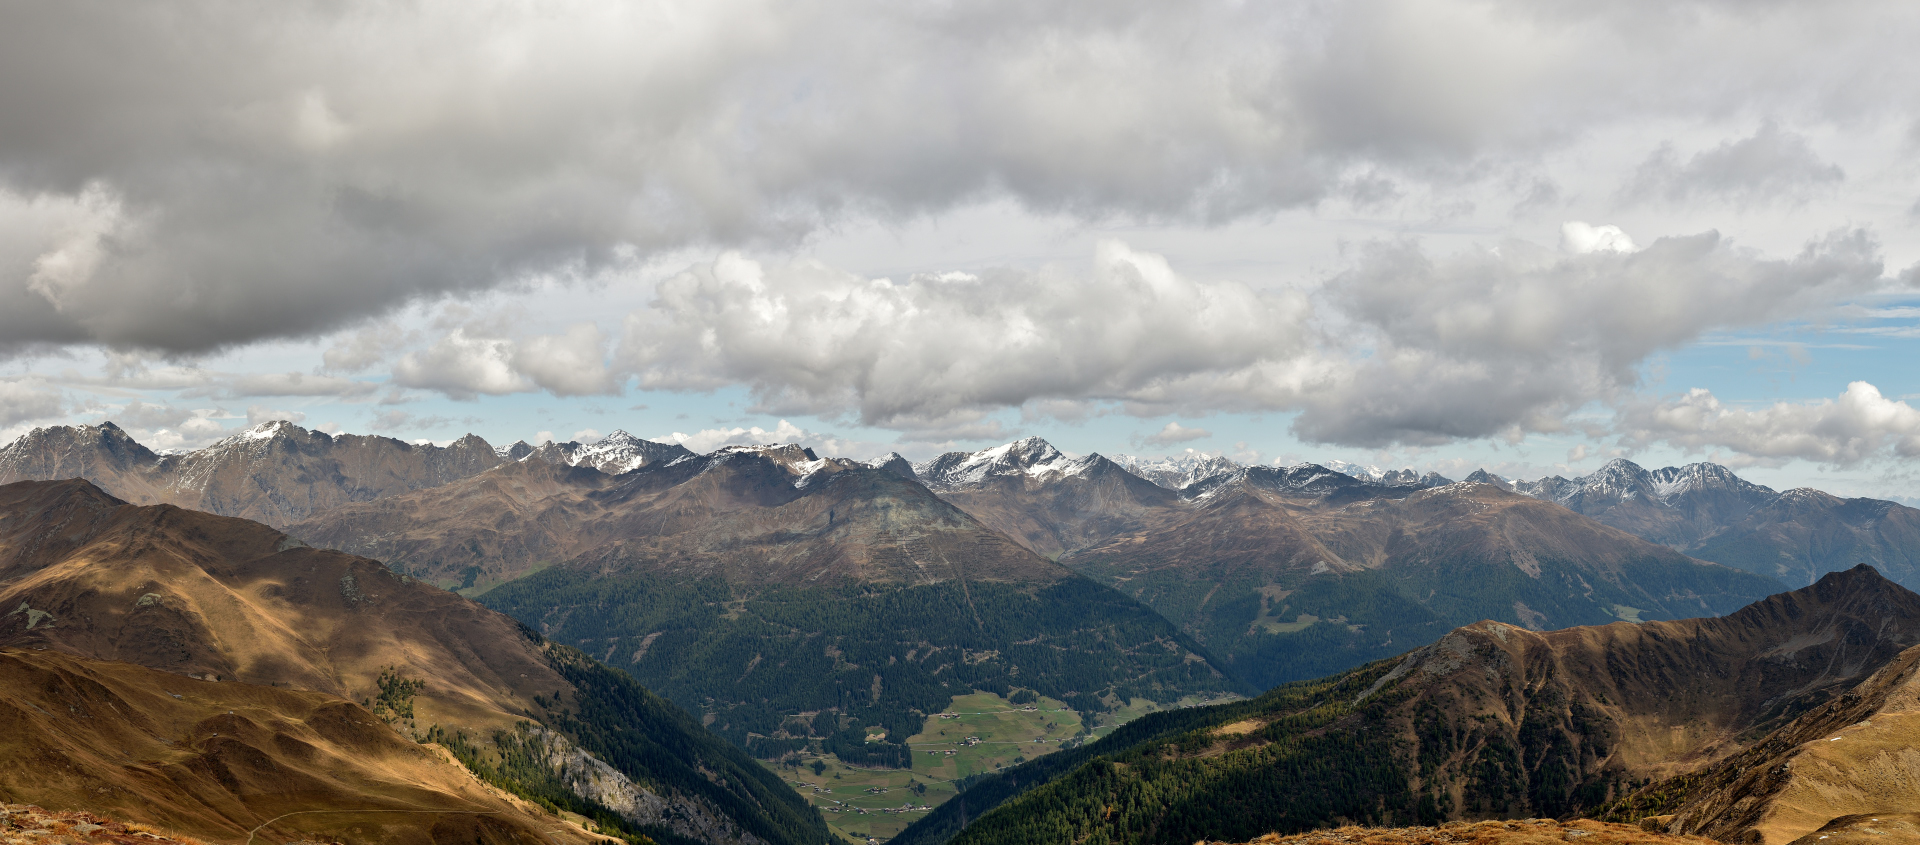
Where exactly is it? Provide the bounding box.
[1110,452,1242,490]
[511,430,693,474]
[1512,458,1776,510]
[913,437,1099,489]
[238,419,301,442]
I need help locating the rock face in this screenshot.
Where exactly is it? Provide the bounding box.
[1515,459,1920,589]
[898,567,1920,845]
[527,724,769,845]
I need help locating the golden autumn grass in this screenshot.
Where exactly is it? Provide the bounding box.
[1213,819,1721,845]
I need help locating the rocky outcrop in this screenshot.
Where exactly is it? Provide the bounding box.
[523,725,768,845]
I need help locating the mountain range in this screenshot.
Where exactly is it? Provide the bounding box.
[5,420,1920,845]
[286,443,1238,765]
[896,565,1920,845]
[1512,458,1920,589]
[0,422,687,530]
[914,438,1781,687]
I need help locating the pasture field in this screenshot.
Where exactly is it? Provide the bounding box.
[763,690,1238,843]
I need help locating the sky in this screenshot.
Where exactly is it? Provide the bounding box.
[3,0,1920,500]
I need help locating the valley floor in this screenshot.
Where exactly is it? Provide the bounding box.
[761,691,1231,843]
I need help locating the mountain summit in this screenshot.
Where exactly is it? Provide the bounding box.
[0,421,690,529]
[1515,458,1920,588]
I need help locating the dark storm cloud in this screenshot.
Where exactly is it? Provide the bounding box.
[3,0,1916,355]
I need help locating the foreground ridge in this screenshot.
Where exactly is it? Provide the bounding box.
[1,804,202,845]
[1218,819,1717,844]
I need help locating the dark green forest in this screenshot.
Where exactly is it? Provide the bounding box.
[895,650,1636,845]
[480,569,1243,764]
[1066,553,1778,690]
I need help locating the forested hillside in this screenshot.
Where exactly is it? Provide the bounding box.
[481,570,1240,765]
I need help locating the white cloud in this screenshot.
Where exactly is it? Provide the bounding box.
[619,241,1311,429]
[1289,227,1884,446]
[1560,222,1636,254]
[662,420,812,454]
[0,378,66,427]
[1617,382,1920,467]
[512,323,619,397]
[1140,422,1213,447]
[105,403,234,453]
[322,322,411,373]
[245,405,307,426]
[391,328,530,399]
[220,372,377,398]
[617,230,1884,450]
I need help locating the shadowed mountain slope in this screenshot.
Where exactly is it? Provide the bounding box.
[293,447,1239,765]
[0,479,834,845]
[1603,616,1920,843]
[893,567,1920,845]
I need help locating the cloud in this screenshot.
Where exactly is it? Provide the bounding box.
[1560,221,1636,254]
[661,420,812,454]
[511,323,619,397]
[2,1,1917,355]
[1289,227,1884,446]
[1622,123,1844,206]
[391,329,530,399]
[219,372,377,398]
[1140,422,1213,447]
[322,322,411,373]
[619,241,1311,429]
[0,378,66,427]
[94,402,234,452]
[390,321,621,401]
[245,405,307,426]
[613,231,1888,450]
[369,409,456,434]
[1617,382,1920,466]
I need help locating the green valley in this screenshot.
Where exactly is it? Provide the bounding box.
[764,690,1235,844]
[479,571,1241,765]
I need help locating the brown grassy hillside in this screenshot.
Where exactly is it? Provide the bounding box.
[0,478,565,734]
[1222,819,1717,844]
[0,648,596,845]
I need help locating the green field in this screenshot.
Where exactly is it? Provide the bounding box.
[762,691,1236,843]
